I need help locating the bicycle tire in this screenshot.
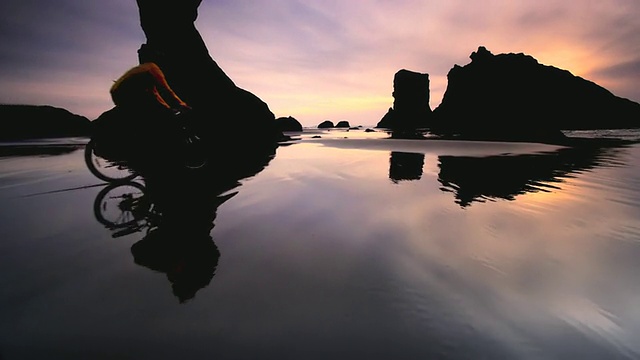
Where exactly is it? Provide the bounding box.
[93,181,147,229]
[182,134,207,169]
[85,139,138,182]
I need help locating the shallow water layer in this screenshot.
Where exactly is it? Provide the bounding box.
[1,131,640,359]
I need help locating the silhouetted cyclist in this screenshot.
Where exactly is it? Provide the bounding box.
[92,62,202,171]
[110,62,191,114]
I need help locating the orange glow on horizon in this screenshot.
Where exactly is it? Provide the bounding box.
[263,92,393,123]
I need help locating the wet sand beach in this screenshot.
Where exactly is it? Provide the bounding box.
[1,129,640,359]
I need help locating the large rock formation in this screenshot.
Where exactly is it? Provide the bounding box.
[0,105,91,140]
[431,46,640,141]
[377,69,432,129]
[132,0,280,142]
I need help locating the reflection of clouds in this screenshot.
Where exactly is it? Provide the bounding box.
[554,298,630,355]
[390,162,640,357]
[178,140,640,357]
[252,142,640,356]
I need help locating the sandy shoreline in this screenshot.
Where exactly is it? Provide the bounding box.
[0,131,563,159]
[0,138,87,158]
[301,137,563,156]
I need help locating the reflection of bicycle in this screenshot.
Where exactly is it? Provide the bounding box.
[93,181,157,238]
[93,180,222,303]
[85,111,207,183]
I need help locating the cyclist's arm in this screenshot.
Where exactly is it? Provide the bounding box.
[146,63,191,110]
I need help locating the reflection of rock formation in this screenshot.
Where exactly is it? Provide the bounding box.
[377,69,432,130]
[129,191,233,303]
[437,143,625,207]
[389,152,425,183]
[383,140,629,207]
[93,141,277,303]
[131,232,220,304]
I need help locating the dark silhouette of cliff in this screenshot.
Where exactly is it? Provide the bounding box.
[377,69,432,130]
[104,0,281,143]
[431,46,640,141]
[91,0,286,175]
[377,47,640,143]
[0,105,90,140]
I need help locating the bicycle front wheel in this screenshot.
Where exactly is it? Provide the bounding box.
[85,139,138,182]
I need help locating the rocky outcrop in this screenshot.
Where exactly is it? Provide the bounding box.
[275,116,303,132]
[376,47,640,143]
[431,46,640,141]
[335,120,351,128]
[318,120,334,129]
[0,105,91,140]
[377,69,432,129]
[133,0,280,142]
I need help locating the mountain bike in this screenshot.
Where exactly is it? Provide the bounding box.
[85,110,206,183]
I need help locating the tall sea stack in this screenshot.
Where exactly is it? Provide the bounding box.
[377,69,432,130]
[135,0,280,142]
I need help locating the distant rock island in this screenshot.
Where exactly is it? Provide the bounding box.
[275,116,303,132]
[0,104,91,140]
[378,46,640,142]
[318,120,334,128]
[316,120,351,129]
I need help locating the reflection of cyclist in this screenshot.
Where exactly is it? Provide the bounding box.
[110,62,191,113]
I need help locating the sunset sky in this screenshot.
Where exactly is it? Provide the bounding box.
[1,0,639,127]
